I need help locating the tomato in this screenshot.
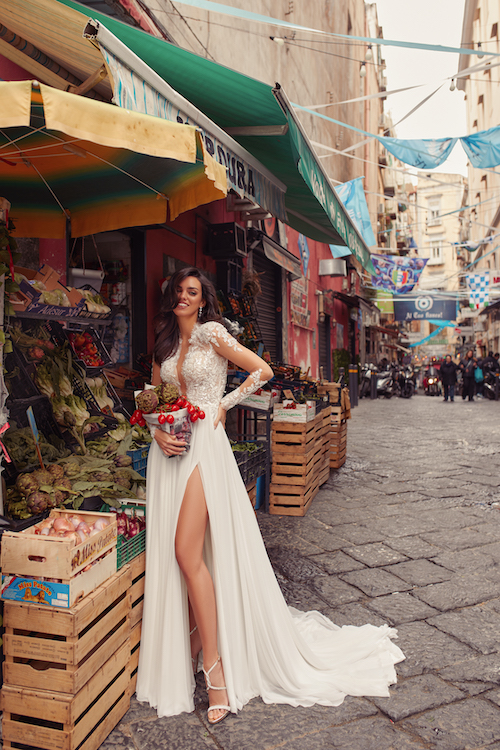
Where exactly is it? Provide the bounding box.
[74,334,86,347]
[132,409,142,420]
[198,410,205,420]
[158,413,167,425]
[171,404,180,411]
[166,414,175,424]
[186,404,194,414]
[129,414,138,425]
[190,412,199,422]
[137,417,146,427]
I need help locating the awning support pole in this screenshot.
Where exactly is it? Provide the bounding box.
[68,65,108,96]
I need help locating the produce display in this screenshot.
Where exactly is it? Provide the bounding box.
[132,383,206,425]
[4,453,146,519]
[112,507,145,540]
[32,512,112,541]
[67,330,106,367]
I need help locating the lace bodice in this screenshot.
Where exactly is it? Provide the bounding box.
[159,321,268,411]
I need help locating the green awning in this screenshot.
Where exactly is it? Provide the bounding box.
[41,0,374,271]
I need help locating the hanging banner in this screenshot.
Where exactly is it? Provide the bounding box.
[393,296,457,322]
[371,254,428,294]
[466,272,490,309]
[408,325,447,348]
[297,234,310,277]
[290,276,311,328]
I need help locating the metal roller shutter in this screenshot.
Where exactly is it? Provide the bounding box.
[252,252,281,362]
[318,316,331,380]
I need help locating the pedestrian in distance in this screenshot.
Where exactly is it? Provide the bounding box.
[136,267,404,723]
[460,349,476,402]
[474,358,485,399]
[440,355,457,402]
[484,351,500,374]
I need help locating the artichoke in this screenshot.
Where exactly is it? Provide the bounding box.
[47,464,65,482]
[113,454,133,468]
[26,491,51,513]
[89,471,113,482]
[64,462,81,478]
[135,389,159,414]
[32,469,54,486]
[54,477,72,499]
[154,382,179,406]
[16,473,40,496]
[113,469,132,490]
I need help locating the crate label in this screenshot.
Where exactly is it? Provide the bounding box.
[1,575,72,608]
[71,525,117,571]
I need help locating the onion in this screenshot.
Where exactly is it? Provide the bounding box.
[40,527,51,536]
[63,531,78,543]
[76,522,90,535]
[69,515,83,528]
[76,529,87,543]
[93,518,109,531]
[89,527,100,537]
[39,518,54,530]
[48,528,58,537]
[53,518,74,533]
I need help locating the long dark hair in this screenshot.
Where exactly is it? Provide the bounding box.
[154,267,222,364]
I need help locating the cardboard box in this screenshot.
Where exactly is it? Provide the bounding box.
[11,265,84,316]
[1,509,117,608]
[240,388,280,410]
[273,402,315,423]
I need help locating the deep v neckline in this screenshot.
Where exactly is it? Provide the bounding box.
[176,324,199,394]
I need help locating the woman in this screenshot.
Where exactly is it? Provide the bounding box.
[440,355,457,402]
[136,267,404,724]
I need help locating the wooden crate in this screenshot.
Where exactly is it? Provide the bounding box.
[129,621,142,694]
[129,552,145,631]
[3,566,131,694]
[270,409,331,516]
[330,406,347,425]
[1,510,117,609]
[1,639,130,750]
[246,480,257,508]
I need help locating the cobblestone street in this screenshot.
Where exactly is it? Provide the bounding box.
[106,394,500,750]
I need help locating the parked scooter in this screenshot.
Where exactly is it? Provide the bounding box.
[398,365,415,399]
[483,370,499,400]
[376,366,396,398]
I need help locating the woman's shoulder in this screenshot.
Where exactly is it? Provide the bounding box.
[189,320,226,345]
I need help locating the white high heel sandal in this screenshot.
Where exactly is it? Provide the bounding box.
[203,655,230,725]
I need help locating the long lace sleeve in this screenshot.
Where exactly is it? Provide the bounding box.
[204,322,273,412]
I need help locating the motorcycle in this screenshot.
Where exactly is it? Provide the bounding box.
[359,364,376,398]
[424,366,441,396]
[398,365,415,399]
[483,369,499,400]
[376,366,396,398]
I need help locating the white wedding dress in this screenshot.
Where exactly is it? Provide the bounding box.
[136,321,404,718]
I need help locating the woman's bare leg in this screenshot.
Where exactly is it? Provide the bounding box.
[175,467,228,720]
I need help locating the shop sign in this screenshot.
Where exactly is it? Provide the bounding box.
[323,290,335,317]
[290,276,311,328]
[99,44,286,222]
[393,296,457,322]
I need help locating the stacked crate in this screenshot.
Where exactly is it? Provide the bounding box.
[1,566,132,750]
[270,407,331,516]
[330,404,348,469]
[128,551,146,693]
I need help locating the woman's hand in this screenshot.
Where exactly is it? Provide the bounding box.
[155,429,187,457]
[213,404,227,430]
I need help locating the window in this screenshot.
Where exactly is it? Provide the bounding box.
[478,94,484,105]
[428,239,444,265]
[491,23,498,38]
[427,199,441,227]
[473,119,478,128]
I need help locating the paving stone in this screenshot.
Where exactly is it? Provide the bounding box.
[411,574,500,611]
[323,603,389,627]
[486,689,500,707]
[326,716,427,749]
[420,525,499,551]
[322,523,386,545]
[394,622,476,678]
[385,536,442,559]
[311,575,364,606]
[343,542,409,567]
[430,546,497,574]
[401,698,500,749]
[267,547,328,583]
[371,674,464,721]
[367,592,440,625]
[295,525,355,551]
[438,652,500,685]
[340,568,412,597]
[427,605,500,654]
[370,514,443,538]
[275,573,330,611]
[130,713,217,750]
[384,559,454,586]
[100,729,138,749]
[311,550,366,574]
[452,680,495,696]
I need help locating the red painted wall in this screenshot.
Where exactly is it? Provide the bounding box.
[0,53,32,81]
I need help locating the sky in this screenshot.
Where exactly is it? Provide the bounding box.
[373,0,468,176]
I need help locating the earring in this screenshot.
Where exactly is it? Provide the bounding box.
[198,306,203,318]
